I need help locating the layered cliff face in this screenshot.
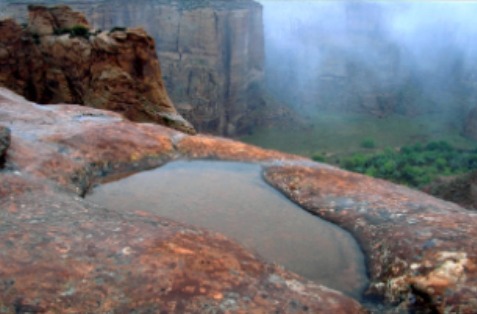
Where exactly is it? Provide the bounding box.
[2,0,266,136]
[143,1,265,135]
[0,5,195,134]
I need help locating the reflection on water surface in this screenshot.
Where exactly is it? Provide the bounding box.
[87,160,368,298]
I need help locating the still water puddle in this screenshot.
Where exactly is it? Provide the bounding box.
[86,160,368,298]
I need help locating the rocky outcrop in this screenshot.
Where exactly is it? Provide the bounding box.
[0,87,365,313]
[265,166,477,312]
[2,86,477,312]
[2,0,268,136]
[0,5,195,134]
[0,125,10,166]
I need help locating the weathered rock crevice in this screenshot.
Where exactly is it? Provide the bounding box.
[0,125,10,167]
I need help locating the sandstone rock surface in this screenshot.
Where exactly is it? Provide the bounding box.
[0,87,365,313]
[264,166,477,313]
[0,6,195,134]
[2,86,477,312]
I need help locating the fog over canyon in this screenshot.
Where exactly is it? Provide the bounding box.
[3,0,477,139]
[260,0,477,138]
[2,1,477,313]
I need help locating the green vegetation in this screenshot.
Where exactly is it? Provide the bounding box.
[109,26,127,33]
[240,112,476,157]
[311,152,326,162]
[340,141,477,187]
[360,138,376,149]
[70,25,90,38]
[240,111,477,188]
[53,25,90,39]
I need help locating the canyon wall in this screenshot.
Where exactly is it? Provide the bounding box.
[2,0,267,135]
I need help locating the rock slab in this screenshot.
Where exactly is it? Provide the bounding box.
[2,85,477,312]
[0,88,365,313]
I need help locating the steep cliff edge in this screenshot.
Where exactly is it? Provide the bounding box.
[0,5,195,134]
[2,0,278,136]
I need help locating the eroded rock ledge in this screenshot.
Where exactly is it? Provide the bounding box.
[0,5,195,134]
[0,88,363,313]
[1,87,477,313]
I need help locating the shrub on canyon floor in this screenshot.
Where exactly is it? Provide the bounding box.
[360,138,376,149]
[340,141,477,187]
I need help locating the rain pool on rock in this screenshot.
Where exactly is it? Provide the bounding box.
[86,160,368,298]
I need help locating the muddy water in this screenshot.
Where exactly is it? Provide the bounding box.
[86,160,368,298]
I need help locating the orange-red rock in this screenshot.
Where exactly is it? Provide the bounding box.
[264,165,477,313]
[2,85,477,312]
[0,6,195,134]
[2,2,309,136]
[0,88,366,313]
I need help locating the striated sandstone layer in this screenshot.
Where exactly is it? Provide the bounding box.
[2,0,270,136]
[0,87,365,313]
[0,6,195,134]
[2,86,477,312]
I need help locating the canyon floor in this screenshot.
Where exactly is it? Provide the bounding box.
[240,111,476,158]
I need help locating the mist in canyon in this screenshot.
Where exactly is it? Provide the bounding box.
[257,0,477,142]
[3,0,477,144]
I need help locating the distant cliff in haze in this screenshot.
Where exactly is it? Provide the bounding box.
[260,1,477,138]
